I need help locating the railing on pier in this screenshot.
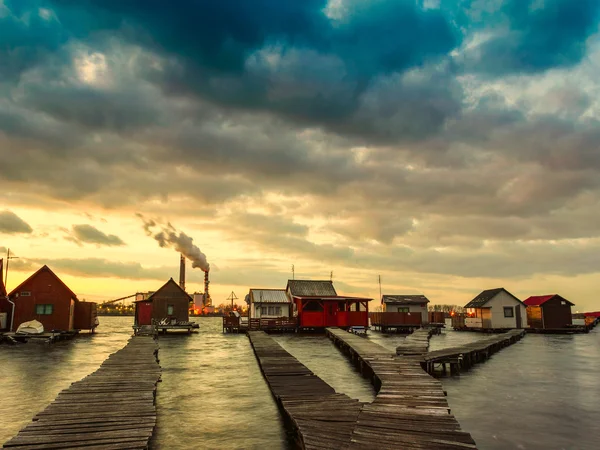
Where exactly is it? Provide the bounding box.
[249,317,297,331]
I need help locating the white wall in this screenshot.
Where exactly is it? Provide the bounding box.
[251,303,290,318]
[488,291,527,328]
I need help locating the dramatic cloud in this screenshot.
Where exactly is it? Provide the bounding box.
[68,224,125,247]
[1,1,600,309]
[0,211,33,234]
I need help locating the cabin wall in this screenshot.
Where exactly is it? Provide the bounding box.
[74,302,98,330]
[10,270,76,331]
[541,297,573,329]
[383,303,428,323]
[527,306,544,328]
[0,296,13,330]
[152,298,190,322]
[252,303,290,318]
[488,292,526,328]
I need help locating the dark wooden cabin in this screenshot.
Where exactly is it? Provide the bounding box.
[524,294,574,329]
[135,278,192,326]
[6,265,97,332]
[287,279,371,330]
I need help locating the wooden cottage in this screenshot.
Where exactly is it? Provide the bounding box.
[523,295,574,329]
[247,289,291,319]
[287,279,371,330]
[135,278,192,326]
[382,295,430,324]
[464,288,527,330]
[6,265,98,332]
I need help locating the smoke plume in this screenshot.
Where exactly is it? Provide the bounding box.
[138,215,210,272]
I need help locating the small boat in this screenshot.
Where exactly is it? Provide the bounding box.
[16,320,44,335]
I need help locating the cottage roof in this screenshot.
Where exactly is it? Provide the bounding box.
[286,280,337,297]
[382,294,429,305]
[8,265,78,300]
[249,289,290,304]
[142,278,193,302]
[523,295,574,307]
[465,287,523,308]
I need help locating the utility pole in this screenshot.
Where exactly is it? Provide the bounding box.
[330,270,333,282]
[5,249,19,290]
[378,275,382,302]
[227,291,238,311]
[292,264,295,280]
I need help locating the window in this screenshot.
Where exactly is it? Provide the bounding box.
[260,307,268,315]
[503,307,514,318]
[167,305,174,315]
[35,304,53,315]
[560,300,566,306]
[397,307,410,313]
[20,291,31,297]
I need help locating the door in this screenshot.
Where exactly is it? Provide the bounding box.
[137,302,153,325]
[325,302,338,327]
[69,300,75,330]
[515,305,522,328]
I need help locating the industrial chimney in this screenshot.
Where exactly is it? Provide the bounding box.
[204,271,210,307]
[179,254,186,291]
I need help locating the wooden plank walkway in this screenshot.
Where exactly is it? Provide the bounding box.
[248,331,363,450]
[422,329,526,375]
[326,328,477,450]
[396,327,437,356]
[2,336,161,450]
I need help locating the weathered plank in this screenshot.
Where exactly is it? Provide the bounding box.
[2,336,161,450]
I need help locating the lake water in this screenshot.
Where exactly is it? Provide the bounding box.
[1,317,598,449]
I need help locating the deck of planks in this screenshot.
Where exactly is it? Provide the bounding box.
[2,336,161,450]
[395,328,437,356]
[248,331,363,450]
[422,329,526,375]
[327,328,478,450]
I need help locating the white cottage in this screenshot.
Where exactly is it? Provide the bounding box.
[247,289,291,319]
[464,288,526,329]
[382,295,430,324]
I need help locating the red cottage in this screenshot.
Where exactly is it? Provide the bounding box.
[135,278,192,326]
[524,294,574,329]
[287,279,371,330]
[6,265,98,332]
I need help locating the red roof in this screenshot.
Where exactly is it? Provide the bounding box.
[523,295,556,306]
[584,311,600,318]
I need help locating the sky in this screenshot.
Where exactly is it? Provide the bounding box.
[1,0,599,311]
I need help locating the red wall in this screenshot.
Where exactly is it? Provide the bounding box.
[10,269,76,332]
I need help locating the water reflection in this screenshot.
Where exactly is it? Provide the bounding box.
[1,318,598,450]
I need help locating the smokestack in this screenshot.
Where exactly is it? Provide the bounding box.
[204,271,210,306]
[179,254,186,291]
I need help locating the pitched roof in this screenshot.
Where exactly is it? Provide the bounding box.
[8,265,78,300]
[249,289,290,304]
[286,280,337,297]
[143,278,193,302]
[523,295,574,307]
[465,288,523,308]
[382,294,430,305]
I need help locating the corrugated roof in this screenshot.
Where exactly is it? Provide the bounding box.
[524,295,574,307]
[382,295,429,305]
[287,280,337,297]
[465,288,523,308]
[249,289,290,304]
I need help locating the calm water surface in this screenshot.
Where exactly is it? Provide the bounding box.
[1,317,598,450]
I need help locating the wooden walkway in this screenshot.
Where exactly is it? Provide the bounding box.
[327,328,477,449]
[248,331,363,450]
[396,327,438,356]
[3,336,161,450]
[422,329,526,375]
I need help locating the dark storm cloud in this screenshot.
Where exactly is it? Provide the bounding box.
[68,224,125,247]
[0,211,33,234]
[458,0,600,74]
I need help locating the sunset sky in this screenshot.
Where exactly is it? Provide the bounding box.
[1,0,600,311]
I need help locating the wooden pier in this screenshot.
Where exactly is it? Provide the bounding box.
[395,327,438,356]
[248,331,363,450]
[0,331,79,344]
[326,327,478,449]
[2,336,161,450]
[422,329,526,376]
